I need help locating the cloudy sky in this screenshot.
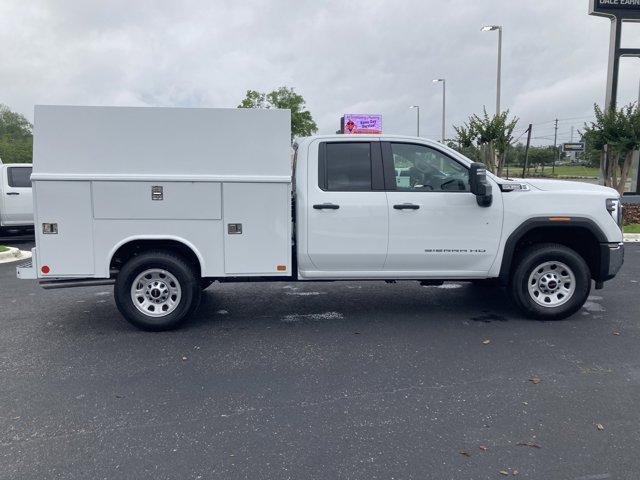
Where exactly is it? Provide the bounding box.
[2,0,640,146]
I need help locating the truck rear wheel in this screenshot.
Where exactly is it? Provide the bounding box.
[509,243,591,320]
[114,251,201,331]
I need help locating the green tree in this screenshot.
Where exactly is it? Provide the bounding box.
[452,109,518,177]
[0,104,33,164]
[582,103,640,195]
[238,86,318,140]
[447,125,481,162]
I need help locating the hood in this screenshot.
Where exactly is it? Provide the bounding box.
[517,178,619,196]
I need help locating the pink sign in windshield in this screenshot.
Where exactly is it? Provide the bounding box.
[343,114,383,134]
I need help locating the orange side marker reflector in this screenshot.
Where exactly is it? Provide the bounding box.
[41,265,50,274]
[548,217,572,222]
[277,265,287,272]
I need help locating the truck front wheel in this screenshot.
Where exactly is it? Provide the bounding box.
[114,251,201,331]
[509,243,591,320]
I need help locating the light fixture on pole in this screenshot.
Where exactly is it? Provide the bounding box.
[432,79,446,143]
[409,105,420,137]
[481,25,503,116]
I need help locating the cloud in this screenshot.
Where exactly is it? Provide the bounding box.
[0,0,635,146]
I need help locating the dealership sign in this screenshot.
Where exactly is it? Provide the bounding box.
[562,143,586,152]
[590,0,640,18]
[341,114,383,134]
[590,0,640,193]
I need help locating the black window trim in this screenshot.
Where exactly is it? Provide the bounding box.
[318,141,384,192]
[6,166,33,188]
[381,141,471,193]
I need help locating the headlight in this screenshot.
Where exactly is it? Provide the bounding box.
[606,198,622,227]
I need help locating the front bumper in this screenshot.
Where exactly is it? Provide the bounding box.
[597,242,624,283]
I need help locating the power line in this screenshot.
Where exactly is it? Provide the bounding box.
[531,136,556,141]
[530,115,594,127]
[512,128,530,143]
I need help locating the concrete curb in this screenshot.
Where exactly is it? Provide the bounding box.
[624,234,640,243]
[0,247,32,264]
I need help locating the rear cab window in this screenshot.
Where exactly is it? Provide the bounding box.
[7,167,32,188]
[318,141,384,191]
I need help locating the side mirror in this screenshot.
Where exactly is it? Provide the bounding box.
[469,162,493,207]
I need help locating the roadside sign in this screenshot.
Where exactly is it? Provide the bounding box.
[590,0,640,19]
[563,143,586,152]
[341,114,383,134]
[590,0,640,193]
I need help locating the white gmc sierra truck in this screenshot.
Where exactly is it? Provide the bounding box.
[17,106,624,331]
[0,160,33,232]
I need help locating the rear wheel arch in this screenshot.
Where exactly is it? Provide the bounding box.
[499,218,606,285]
[109,237,204,277]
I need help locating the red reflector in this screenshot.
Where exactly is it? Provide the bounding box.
[41,265,50,274]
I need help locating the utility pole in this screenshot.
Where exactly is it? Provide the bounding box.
[552,118,559,175]
[522,124,533,178]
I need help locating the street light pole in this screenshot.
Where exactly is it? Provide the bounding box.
[410,105,420,137]
[497,26,502,115]
[433,79,446,143]
[482,25,503,116]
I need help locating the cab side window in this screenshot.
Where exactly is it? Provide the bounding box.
[319,142,372,191]
[7,167,32,188]
[390,143,469,192]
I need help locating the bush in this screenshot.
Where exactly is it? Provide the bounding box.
[623,204,640,225]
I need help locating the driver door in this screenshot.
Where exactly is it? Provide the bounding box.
[382,141,503,276]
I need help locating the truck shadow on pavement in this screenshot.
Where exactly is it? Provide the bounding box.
[30,279,592,335]
[185,281,526,331]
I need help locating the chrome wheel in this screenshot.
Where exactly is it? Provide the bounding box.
[527,261,576,308]
[130,269,182,317]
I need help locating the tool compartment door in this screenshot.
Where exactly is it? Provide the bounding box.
[35,181,95,276]
[222,182,291,275]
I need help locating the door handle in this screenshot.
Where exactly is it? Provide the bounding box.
[6,192,19,196]
[313,203,340,210]
[393,203,420,210]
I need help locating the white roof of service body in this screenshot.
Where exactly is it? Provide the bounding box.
[33,105,292,182]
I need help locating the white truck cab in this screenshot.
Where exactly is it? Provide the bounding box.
[17,106,624,330]
[0,161,34,230]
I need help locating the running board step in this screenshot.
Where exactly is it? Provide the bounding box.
[39,278,115,290]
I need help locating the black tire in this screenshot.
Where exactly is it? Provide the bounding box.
[509,243,591,320]
[114,250,201,331]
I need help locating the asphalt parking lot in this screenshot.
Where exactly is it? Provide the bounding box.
[1,238,639,480]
